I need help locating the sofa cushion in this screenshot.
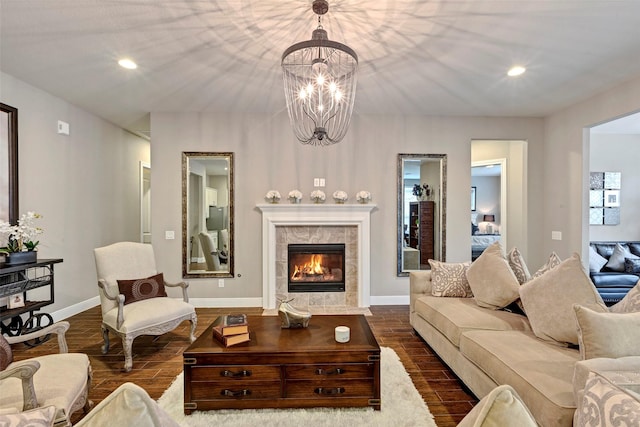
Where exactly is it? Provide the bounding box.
[610,281,640,313]
[605,243,640,272]
[574,372,640,427]
[413,296,531,348]
[459,329,580,427]
[102,297,194,333]
[574,304,640,359]
[457,384,537,427]
[519,253,606,346]
[466,242,520,310]
[589,245,608,273]
[428,260,473,297]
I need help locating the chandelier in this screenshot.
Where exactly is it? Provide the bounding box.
[281,0,358,146]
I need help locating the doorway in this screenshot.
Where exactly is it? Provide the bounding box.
[139,161,151,244]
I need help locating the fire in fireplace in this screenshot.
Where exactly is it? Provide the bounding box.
[288,243,345,292]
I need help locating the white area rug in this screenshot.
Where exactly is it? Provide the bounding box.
[157,347,436,427]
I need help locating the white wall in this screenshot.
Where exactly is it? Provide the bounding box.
[1,72,149,316]
[589,133,640,241]
[544,74,640,263]
[151,112,545,302]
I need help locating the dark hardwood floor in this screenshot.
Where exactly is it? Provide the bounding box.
[10,305,477,426]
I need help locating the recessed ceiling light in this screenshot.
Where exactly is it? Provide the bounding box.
[507,66,526,77]
[118,58,137,70]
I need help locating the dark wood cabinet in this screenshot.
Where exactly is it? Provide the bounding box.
[409,201,435,265]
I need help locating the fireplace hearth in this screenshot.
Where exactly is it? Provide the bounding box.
[288,243,345,293]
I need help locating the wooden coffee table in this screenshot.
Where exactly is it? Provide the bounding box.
[183,314,380,413]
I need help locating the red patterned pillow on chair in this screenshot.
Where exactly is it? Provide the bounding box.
[117,273,167,305]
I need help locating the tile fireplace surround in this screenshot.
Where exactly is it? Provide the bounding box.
[257,203,376,312]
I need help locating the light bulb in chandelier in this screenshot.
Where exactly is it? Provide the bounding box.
[281,0,358,146]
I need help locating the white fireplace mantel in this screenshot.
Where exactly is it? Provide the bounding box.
[257,203,376,309]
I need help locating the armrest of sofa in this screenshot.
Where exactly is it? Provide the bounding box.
[409,271,432,314]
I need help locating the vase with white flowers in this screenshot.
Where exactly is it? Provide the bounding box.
[288,190,303,204]
[265,190,281,204]
[0,212,44,265]
[333,190,348,204]
[310,190,326,204]
[356,190,371,204]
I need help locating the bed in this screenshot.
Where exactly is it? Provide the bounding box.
[472,234,501,260]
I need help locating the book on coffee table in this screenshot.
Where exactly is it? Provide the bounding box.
[214,330,250,347]
[212,314,249,336]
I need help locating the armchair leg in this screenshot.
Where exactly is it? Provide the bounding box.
[189,313,198,343]
[101,325,110,354]
[122,335,134,372]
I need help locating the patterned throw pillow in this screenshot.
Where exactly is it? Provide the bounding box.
[624,258,640,274]
[610,282,640,313]
[507,247,531,285]
[0,333,13,371]
[575,372,640,427]
[531,252,562,278]
[428,260,473,297]
[117,273,167,305]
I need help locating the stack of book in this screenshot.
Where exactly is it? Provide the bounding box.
[212,314,250,347]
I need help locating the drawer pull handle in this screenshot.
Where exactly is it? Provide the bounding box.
[221,369,252,377]
[314,387,345,395]
[221,389,252,397]
[316,367,344,375]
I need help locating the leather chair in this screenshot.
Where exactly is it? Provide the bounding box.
[0,321,92,426]
[93,242,197,372]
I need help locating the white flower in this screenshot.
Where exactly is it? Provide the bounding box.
[310,190,326,201]
[288,190,303,200]
[265,190,281,201]
[333,190,348,202]
[356,190,371,202]
[0,212,44,252]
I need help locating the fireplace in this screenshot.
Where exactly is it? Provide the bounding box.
[288,243,345,293]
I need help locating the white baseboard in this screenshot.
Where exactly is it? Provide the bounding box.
[51,296,100,322]
[369,295,409,305]
[190,297,263,308]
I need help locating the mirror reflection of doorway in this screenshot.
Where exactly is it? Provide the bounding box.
[140,162,151,244]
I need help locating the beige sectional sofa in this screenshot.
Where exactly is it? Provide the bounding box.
[410,269,640,426]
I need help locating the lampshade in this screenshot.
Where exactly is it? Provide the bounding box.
[281,0,358,146]
[482,215,495,222]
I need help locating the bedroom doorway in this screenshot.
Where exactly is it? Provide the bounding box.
[471,140,528,260]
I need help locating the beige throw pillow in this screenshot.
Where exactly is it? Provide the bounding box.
[428,260,473,297]
[610,281,640,313]
[466,242,520,309]
[457,384,537,427]
[574,304,640,359]
[519,253,606,346]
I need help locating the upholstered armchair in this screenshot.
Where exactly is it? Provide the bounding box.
[0,321,92,426]
[198,232,221,271]
[93,242,197,372]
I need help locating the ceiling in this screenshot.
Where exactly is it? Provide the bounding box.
[2,0,640,137]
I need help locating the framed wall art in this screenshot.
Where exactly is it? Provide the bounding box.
[589,171,621,225]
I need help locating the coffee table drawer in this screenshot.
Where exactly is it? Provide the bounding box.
[190,380,282,400]
[285,363,374,379]
[285,379,375,398]
[190,365,281,381]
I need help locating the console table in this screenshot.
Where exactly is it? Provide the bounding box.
[0,258,62,343]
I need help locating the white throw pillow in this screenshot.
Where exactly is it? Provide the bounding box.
[605,243,640,272]
[466,242,520,310]
[588,245,608,273]
[519,253,606,346]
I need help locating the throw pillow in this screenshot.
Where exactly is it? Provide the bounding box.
[610,281,640,313]
[574,304,640,359]
[429,260,473,297]
[588,245,608,273]
[471,222,479,235]
[624,258,640,274]
[605,243,640,272]
[0,333,12,371]
[519,253,606,346]
[457,384,537,427]
[0,405,56,427]
[507,247,531,285]
[531,252,562,278]
[575,372,640,427]
[466,242,520,310]
[117,273,167,305]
